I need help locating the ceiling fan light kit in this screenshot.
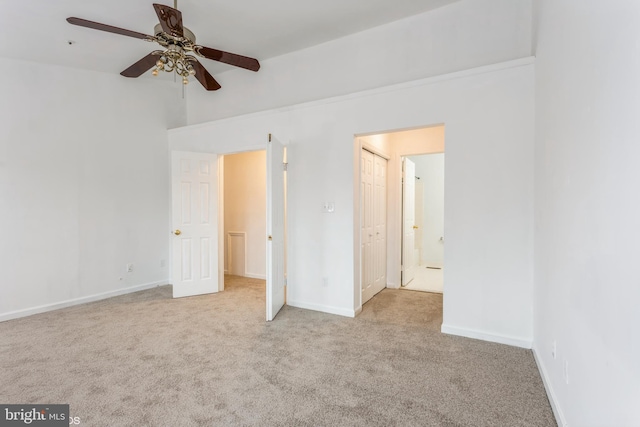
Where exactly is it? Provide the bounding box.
[66,2,260,91]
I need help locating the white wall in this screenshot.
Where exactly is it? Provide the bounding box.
[411,154,445,268]
[170,57,536,345]
[223,151,266,279]
[533,1,640,425]
[170,0,535,345]
[185,0,533,125]
[0,57,185,320]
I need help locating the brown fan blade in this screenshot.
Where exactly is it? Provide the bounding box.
[121,53,161,78]
[153,3,183,38]
[194,46,260,72]
[190,60,221,91]
[67,17,152,40]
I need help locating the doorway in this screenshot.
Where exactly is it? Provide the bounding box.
[401,153,444,293]
[219,137,287,321]
[222,150,267,281]
[354,124,445,311]
[169,135,287,321]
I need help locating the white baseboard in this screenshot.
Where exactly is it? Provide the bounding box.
[441,324,532,349]
[532,346,568,427]
[386,282,400,290]
[0,280,168,323]
[223,270,265,280]
[287,299,356,318]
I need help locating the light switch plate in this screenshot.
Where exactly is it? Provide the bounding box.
[322,202,335,213]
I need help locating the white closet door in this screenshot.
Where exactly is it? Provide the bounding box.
[372,154,387,296]
[361,149,387,305]
[361,150,375,303]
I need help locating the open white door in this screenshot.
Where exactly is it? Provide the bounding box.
[171,151,218,298]
[402,157,417,286]
[266,135,286,321]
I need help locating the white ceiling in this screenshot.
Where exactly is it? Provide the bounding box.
[1,0,460,76]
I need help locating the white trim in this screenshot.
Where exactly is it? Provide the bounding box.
[361,142,391,160]
[288,299,356,318]
[441,324,532,349]
[353,140,363,313]
[168,57,536,134]
[217,155,225,292]
[245,272,267,280]
[532,346,568,427]
[0,280,168,323]
[227,231,247,277]
[386,281,401,290]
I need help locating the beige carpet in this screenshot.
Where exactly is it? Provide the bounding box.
[0,276,556,426]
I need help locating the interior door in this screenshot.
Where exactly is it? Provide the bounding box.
[414,179,425,265]
[171,151,218,298]
[361,149,387,304]
[372,153,387,295]
[266,135,286,321]
[361,149,375,303]
[402,157,417,286]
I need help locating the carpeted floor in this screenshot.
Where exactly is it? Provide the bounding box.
[0,276,556,426]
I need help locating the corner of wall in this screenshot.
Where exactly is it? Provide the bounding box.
[532,345,567,427]
[441,324,533,349]
[288,300,357,318]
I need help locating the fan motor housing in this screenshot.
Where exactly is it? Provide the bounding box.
[154,23,196,44]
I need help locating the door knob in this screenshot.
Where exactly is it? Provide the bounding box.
[413,225,419,229]
[173,230,181,236]
[268,235,273,241]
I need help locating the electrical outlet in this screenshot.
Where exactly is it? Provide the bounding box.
[126,263,134,273]
[564,359,569,384]
[552,340,557,359]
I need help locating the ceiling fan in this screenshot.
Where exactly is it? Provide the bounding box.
[67,1,260,91]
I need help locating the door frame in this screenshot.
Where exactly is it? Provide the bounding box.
[353,125,446,314]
